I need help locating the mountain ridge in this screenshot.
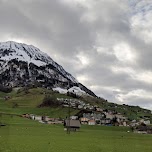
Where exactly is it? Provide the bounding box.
[0,41,96,97]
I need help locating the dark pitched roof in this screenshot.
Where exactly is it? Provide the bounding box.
[136,125,152,131]
[64,120,81,128]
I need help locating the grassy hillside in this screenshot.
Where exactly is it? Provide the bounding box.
[0,87,78,118]
[0,87,152,121]
[0,114,152,152]
[81,95,152,121]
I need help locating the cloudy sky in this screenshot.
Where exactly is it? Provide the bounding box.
[0,0,152,110]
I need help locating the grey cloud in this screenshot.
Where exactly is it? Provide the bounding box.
[119,95,152,110]
[0,0,152,109]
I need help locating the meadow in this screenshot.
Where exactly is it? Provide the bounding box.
[0,88,151,121]
[0,88,152,152]
[0,115,152,152]
[0,88,78,118]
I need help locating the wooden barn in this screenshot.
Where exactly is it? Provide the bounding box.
[64,119,81,131]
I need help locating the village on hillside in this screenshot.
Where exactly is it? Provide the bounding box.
[21,97,152,134]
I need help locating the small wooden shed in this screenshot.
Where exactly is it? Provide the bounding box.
[64,120,81,131]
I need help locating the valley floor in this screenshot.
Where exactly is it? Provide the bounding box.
[0,115,152,152]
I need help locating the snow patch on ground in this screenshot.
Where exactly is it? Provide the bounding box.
[68,86,86,96]
[53,86,86,96]
[53,87,68,94]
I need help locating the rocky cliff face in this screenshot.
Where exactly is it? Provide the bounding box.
[0,41,96,97]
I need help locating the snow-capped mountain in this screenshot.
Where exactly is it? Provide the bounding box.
[0,41,96,97]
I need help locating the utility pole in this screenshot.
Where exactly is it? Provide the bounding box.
[67,99,71,134]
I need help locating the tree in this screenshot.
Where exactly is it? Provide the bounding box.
[38,95,60,107]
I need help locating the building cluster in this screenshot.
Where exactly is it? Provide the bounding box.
[21,111,128,127]
[57,98,128,126]
[22,114,63,124]
[130,119,151,127]
[79,112,128,126]
[57,98,101,111]
[21,98,151,129]
[133,124,152,134]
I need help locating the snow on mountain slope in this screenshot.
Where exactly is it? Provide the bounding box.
[0,41,78,83]
[0,41,50,66]
[68,86,86,96]
[53,86,86,96]
[0,41,96,97]
[53,87,68,94]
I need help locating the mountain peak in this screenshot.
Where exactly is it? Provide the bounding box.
[0,41,96,97]
[0,41,53,66]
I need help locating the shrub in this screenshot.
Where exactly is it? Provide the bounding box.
[38,95,60,107]
[0,85,12,93]
[12,102,18,108]
[67,91,79,99]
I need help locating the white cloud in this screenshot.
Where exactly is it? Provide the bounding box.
[111,66,152,85]
[130,0,152,44]
[116,89,152,109]
[113,42,137,64]
[134,71,152,84]
[76,52,90,67]
[76,74,89,83]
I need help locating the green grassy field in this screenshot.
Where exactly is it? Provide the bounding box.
[0,87,152,121]
[0,115,152,152]
[0,88,152,152]
[0,88,78,118]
